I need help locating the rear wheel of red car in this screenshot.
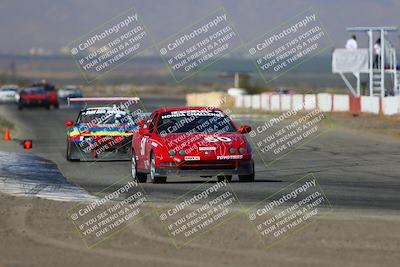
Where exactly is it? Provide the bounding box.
[238,162,255,182]
[131,150,147,183]
[150,152,166,184]
[217,175,232,183]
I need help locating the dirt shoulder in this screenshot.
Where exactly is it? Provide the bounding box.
[325,112,400,140]
[231,108,400,140]
[0,192,399,267]
[0,109,14,137]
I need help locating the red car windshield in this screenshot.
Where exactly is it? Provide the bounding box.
[156,110,236,134]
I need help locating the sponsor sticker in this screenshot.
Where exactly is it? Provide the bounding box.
[151,141,158,147]
[184,156,201,161]
[204,136,232,143]
[217,155,243,160]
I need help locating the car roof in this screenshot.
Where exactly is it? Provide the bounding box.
[154,107,223,114]
[23,87,45,91]
[0,84,18,89]
[64,85,79,89]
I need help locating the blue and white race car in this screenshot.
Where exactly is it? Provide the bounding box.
[65,97,141,161]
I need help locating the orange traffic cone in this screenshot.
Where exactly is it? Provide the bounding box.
[3,128,10,141]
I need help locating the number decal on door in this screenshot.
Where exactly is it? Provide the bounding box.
[204,136,232,142]
[140,137,148,156]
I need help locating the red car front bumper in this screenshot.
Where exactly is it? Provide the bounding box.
[155,159,254,177]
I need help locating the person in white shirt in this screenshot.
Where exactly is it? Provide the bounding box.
[345,35,358,49]
[373,38,381,69]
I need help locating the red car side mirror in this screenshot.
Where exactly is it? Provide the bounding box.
[65,120,74,127]
[138,128,151,136]
[238,125,252,134]
[137,119,145,127]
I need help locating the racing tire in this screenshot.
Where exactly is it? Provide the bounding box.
[66,141,79,161]
[66,141,72,161]
[150,152,166,184]
[131,150,147,183]
[217,175,232,183]
[238,162,255,182]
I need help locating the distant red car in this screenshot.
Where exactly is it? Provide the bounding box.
[131,107,255,183]
[18,87,50,110]
[31,82,59,108]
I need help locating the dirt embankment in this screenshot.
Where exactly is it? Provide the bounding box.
[0,192,399,267]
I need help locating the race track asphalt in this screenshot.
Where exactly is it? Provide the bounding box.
[1,96,400,212]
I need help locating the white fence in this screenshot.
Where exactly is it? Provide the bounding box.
[234,93,400,115]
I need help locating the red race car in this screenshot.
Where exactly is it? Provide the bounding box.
[18,87,50,110]
[31,81,59,108]
[18,82,59,110]
[131,107,255,183]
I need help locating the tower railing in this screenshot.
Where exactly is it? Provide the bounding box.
[333,26,398,97]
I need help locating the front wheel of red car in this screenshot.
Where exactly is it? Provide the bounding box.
[131,151,147,183]
[238,162,255,182]
[150,152,166,184]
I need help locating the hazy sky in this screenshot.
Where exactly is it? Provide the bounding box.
[0,0,399,54]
